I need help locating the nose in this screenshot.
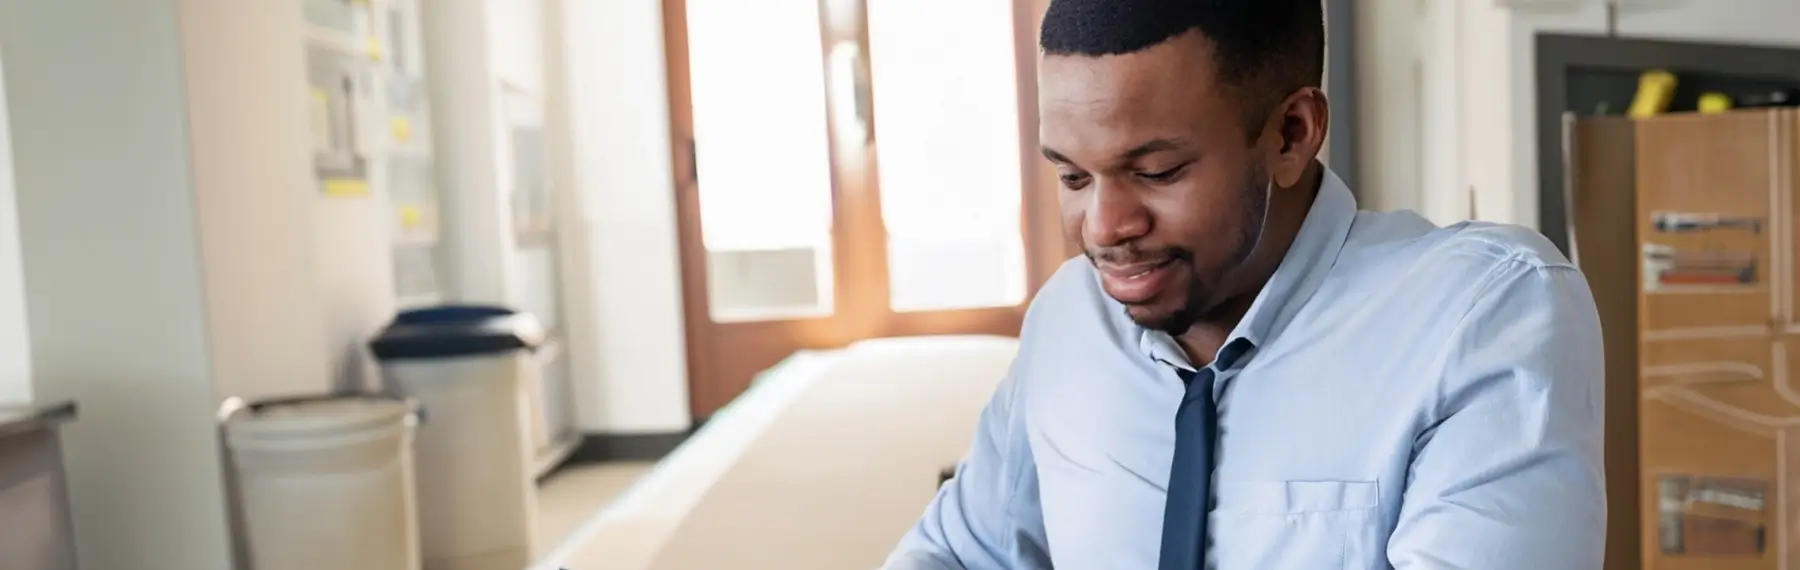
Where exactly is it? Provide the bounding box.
[1083,179,1150,248]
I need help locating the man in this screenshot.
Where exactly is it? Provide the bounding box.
[883,0,1605,569]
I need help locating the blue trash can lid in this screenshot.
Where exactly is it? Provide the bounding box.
[369,304,546,361]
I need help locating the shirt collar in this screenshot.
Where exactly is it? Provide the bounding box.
[1139,167,1358,371]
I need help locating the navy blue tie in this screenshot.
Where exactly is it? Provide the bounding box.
[1159,366,1218,570]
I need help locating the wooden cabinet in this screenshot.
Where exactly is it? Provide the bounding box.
[1570,115,1644,570]
[1576,109,1800,569]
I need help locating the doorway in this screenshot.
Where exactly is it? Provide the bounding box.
[662,0,1067,419]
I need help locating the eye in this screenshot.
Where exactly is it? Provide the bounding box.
[1136,165,1187,183]
[1059,172,1092,190]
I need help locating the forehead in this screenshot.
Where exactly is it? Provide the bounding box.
[1037,33,1240,157]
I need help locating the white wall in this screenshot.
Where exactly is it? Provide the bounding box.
[1352,0,1421,214]
[0,2,235,568]
[1,1,395,566]
[0,48,31,405]
[179,0,336,402]
[490,0,546,93]
[558,0,692,433]
[1361,0,1515,226]
[1458,2,1516,225]
[424,0,515,305]
[425,0,690,434]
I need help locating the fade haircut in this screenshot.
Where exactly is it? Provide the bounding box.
[1039,0,1324,137]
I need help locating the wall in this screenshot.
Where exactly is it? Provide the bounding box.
[179,0,335,402]
[1459,2,1516,224]
[1351,0,1421,214]
[557,0,692,433]
[489,0,546,93]
[1350,0,1507,225]
[0,1,235,568]
[1,1,391,566]
[423,0,690,434]
[0,48,30,405]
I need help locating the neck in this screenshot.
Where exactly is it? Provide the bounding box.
[1175,162,1324,365]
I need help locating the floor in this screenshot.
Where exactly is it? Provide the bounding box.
[536,461,656,550]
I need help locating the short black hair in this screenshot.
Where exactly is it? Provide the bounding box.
[1040,0,1324,126]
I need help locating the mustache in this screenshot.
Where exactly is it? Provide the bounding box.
[1085,245,1194,266]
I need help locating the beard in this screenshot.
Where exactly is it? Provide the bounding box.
[1098,160,1271,334]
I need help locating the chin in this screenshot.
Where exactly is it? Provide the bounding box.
[1122,301,1191,334]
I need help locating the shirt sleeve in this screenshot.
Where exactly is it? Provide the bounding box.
[883,360,1050,570]
[1387,261,1608,570]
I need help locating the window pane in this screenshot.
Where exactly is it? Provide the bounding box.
[866,0,1027,312]
[688,0,837,321]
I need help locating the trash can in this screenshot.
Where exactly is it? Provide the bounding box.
[0,401,79,570]
[370,305,545,570]
[221,394,422,570]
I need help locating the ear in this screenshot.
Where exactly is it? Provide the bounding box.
[1262,87,1330,189]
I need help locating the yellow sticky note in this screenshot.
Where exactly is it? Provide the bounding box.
[309,88,333,152]
[366,37,384,61]
[399,204,424,228]
[323,178,370,197]
[391,116,413,142]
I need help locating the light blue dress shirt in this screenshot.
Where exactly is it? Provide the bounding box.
[884,170,1606,569]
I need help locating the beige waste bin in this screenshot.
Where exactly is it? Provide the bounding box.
[371,306,545,570]
[222,394,422,570]
[0,401,79,570]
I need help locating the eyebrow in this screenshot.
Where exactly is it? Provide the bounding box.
[1041,137,1191,166]
[1121,138,1189,160]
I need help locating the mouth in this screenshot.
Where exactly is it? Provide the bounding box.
[1096,258,1179,304]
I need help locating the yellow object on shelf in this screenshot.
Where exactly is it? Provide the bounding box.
[366,37,384,61]
[1698,92,1734,114]
[1628,70,1679,119]
[323,178,370,197]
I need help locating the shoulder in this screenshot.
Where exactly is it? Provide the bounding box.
[1340,213,1586,304]
[1385,221,1599,352]
[1344,211,1575,279]
[1420,221,1576,274]
[1421,222,1589,315]
[1316,214,1598,361]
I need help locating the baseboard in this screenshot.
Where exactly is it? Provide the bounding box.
[564,428,696,464]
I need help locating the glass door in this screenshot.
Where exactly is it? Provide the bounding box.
[866,0,1030,313]
[667,0,1062,419]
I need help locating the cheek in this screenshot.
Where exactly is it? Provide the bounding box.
[1058,190,1088,246]
[1152,179,1256,259]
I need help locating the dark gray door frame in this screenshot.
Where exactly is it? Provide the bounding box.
[1325,0,1358,193]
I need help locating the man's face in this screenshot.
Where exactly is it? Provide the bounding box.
[1040,32,1274,333]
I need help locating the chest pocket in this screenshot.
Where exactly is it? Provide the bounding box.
[1209,480,1382,570]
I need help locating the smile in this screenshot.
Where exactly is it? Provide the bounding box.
[1096,258,1178,304]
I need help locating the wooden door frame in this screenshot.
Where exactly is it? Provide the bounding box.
[661,0,1068,419]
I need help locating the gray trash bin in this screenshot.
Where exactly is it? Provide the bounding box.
[371,305,544,570]
[220,394,422,570]
[0,401,79,570]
